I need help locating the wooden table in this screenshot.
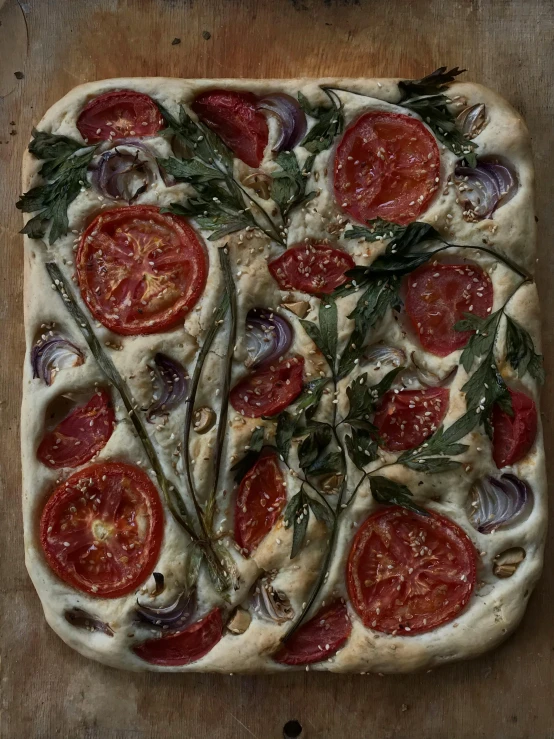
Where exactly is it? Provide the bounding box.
[1,1,552,736]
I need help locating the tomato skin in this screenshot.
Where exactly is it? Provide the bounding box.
[373,387,449,452]
[405,262,494,357]
[133,608,223,666]
[268,243,356,295]
[192,90,268,167]
[273,601,352,665]
[77,90,164,143]
[40,462,164,597]
[235,450,286,554]
[37,389,115,468]
[76,206,208,336]
[230,356,305,418]
[492,389,537,468]
[347,507,476,635]
[334,111,440,226]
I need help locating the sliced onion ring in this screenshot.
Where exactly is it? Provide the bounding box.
[244,308,293,369]
[147,353,188,421]
[467,473,531,534]
[91,139,171,202]
[256,94,307,152]
[136,590,196,630]
[251,575,294,624]
[456,103,487,139]
[454,158,518,220]
[363,344,407,368]
[65,608,114,637]
[31,331,84,385]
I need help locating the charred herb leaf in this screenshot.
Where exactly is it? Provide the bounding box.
[298,88,344,154]
[276,411,298,463]
[345,368,402,428]
[17,130,96,244]
[454,310,502,374]
[399,67,478,165]
[505,316,545,383]
[298,425,332,469]
[345,426,378,469]
[462,349,512,427]
[370,476,429,516]
[284,488,310,559]
[343,218,408,243]
[299,297,338,372]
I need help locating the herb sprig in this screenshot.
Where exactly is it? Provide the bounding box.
[398,67,478,165]
[17,130,96,244]
[158,103,284,244]
[298,88,345,154]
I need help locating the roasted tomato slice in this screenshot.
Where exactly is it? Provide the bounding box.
[37,389,114,468]
[373,387,449,452]
[492,388,537,468]
[76,206,208,335]
[268,243,355,295]
[347,507,476,635]
[405,262,493,357]
[40,462,164,597]
[235,450,286,554]
[192,90,268,167]
[133,608,223,666]
[230,355,304,418]
[273,601,352,665]
[76,90,164,143]
[334,111,440,226]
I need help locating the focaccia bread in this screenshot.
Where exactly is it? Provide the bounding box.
[20,73,546,672]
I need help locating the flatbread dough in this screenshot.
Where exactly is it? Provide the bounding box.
[21,78,546,672]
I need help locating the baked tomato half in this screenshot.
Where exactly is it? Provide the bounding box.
[235,450,286,554]
[492,388,537,468]
[273,601,352,666]
[347,507,476,635]
[192,90,268,167]
[334,111,440,226]
[37,389,114,468]
[76,206,207,335]
[373,387,449,452]
[268,243,355,295]
[40,462,164,597]
[133,608,223,666]
[76,90,163,143]
[405,262,493,357]
[230,356,304,418]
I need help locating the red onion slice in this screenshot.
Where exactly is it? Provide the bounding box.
[454,158,518,220]
[91,139,170,202]
[467,473,531,534]
[456,103,487,139]
[65,608,114,637]
[31,332,85,385]
[136,590,196,630]
[147,353,188,421]
[244,308,293,369]
[251,575,294,624]
[257,94,307,152]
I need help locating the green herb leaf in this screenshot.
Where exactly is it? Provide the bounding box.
[284,489,310,559]
[230,426,265,483]
[276,411,298,462]
[17,130,96,244]
[318,296,338,369]
[305,451,343,477]
[347,277,401,334]
[299,318,335,371]
[298,425,332,469]
[462,349,512,419]
[299,88,344,154]
[158,156,223,183]
[505,316,545,383]
[455,310,502,373]
[308,497,335,528]
[294,377,330,419]
[369,476,429,516]
[345,426,378,469]
[345,367,402,426]
[343,218,408,243]
[270,150,316,219]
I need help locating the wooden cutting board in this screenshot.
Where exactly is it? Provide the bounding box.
[1,0,553,737]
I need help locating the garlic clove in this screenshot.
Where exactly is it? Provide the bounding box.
[281,301,310,319]
[193,406,216,434]
[493,547,526,578]
[227,607,252,634]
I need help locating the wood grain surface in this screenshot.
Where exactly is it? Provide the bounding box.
[1,0,553,737]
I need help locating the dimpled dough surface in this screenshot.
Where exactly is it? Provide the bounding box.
[21,77,546,673]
